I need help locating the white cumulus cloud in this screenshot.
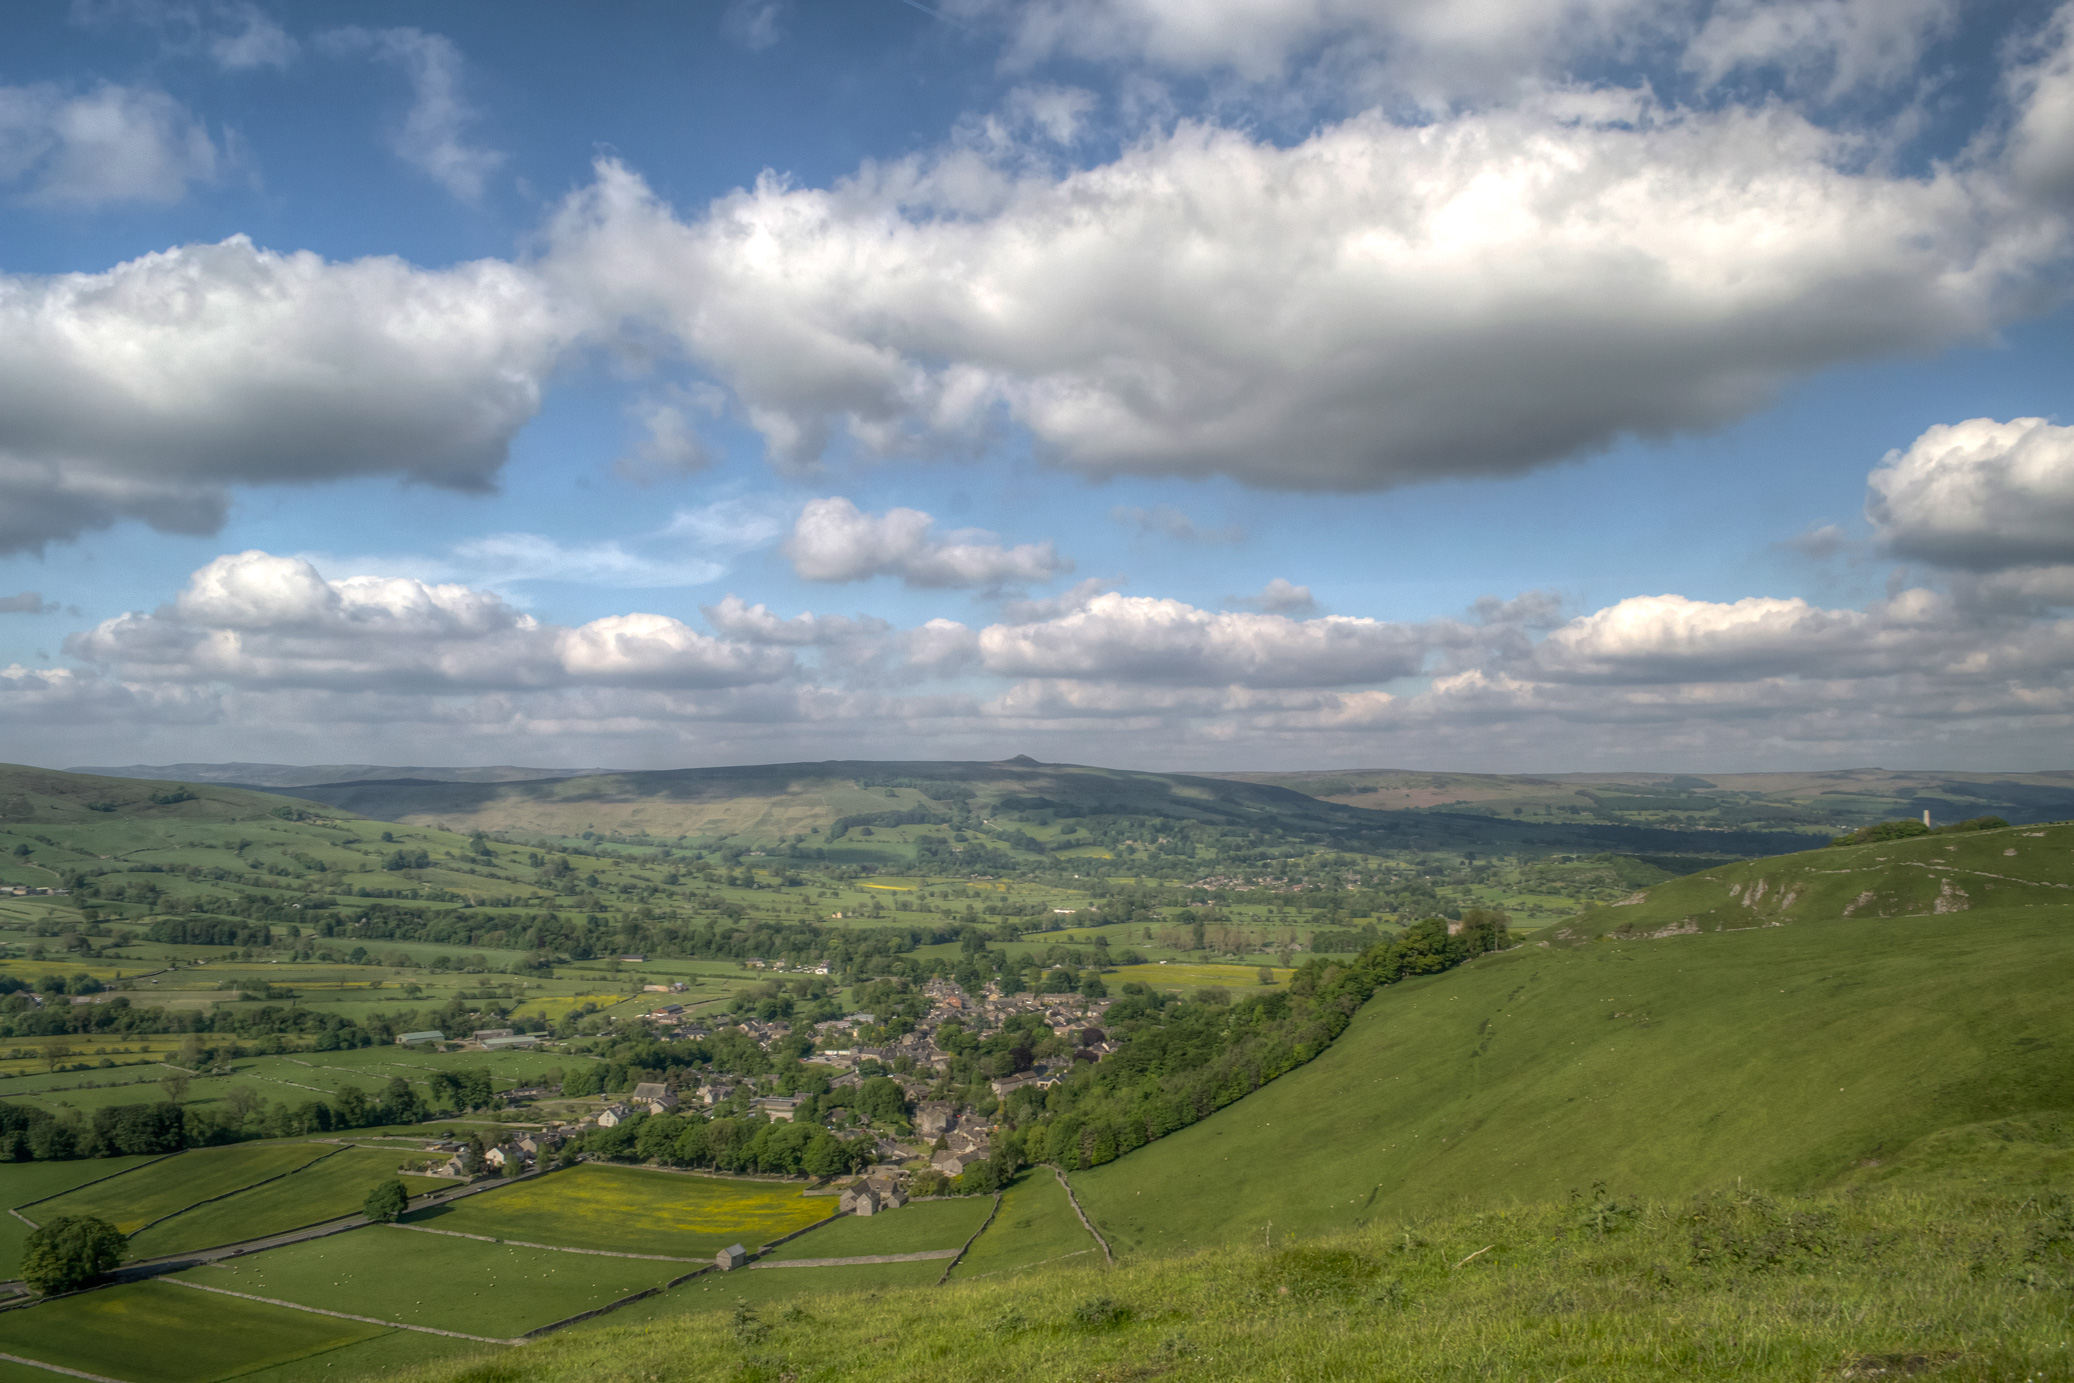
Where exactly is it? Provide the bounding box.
[783,497,1068,589]
[701,594,890,645]
[0,235,567,553]
[543,82,2054,492]
[1868,417,2074,571]
[976,592,1446,687]
[66,551,791,693]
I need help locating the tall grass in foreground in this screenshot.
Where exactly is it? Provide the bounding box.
[404,1184,2074,1382]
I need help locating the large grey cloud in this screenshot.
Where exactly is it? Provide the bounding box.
[0,236,568,553]
[544,74,2060,492]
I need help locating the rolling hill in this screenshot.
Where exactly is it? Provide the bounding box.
[1552,815,2074,939]
[71,762,597,788]
[1066,821,2074,1258]
[172,758,1826,863]
[1212,765,2074,833]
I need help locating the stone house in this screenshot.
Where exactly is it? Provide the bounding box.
[596,1102,635,1127]
[630,1081,678,1113]
[931,1148,986,1178]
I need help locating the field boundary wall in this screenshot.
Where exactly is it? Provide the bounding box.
[162,1276,518,1345]
[124,1144,344,1240]
[514,1193,847,1339]
[1045,1164,1113,1264]
[938,1191,1001,1284]
[386,1223,701,1262]
[11,1153,178,1227]
[0,1347,131,1383]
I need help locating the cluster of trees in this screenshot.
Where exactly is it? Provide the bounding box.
[0,1065,516,1161]
[573,1106,870,1178]
[1829,816,2009,847]
[144,917,273,947]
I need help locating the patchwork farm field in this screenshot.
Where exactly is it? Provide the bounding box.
[30,1142,331,1236]
[0,1155,161,1276]
[760,1195,990,1261]
[127,1147,450,1258]
[0,1278,390,1383]
[950,1171,1102,1280]
[223,1330,486,1383]
[406,1163,833,1258]
[174,1224,685,1340]
[1105,962,1293,990]
[581,1255,949,1330]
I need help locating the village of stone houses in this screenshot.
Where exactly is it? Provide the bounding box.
[404,973,1117,1218]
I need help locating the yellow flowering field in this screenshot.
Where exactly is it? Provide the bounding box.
[404,1163,833,1259]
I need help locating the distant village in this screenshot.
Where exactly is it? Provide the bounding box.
[397,973,1114,1209]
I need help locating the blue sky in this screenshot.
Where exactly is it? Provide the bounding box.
[2,0,2073,773]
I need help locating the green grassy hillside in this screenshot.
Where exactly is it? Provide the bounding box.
[395,1183,2073,1383]
[1554,818,2074,940]
[1066,901,2074,1259]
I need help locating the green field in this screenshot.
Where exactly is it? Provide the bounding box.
[575,1255,951,1331]
[404,1163,833,1258]
[172,1224,686,1340]
[226,1331,486,1383]
[0,1155,162,1276]
[31,1142,332,1236]
[0,1277,389,1383]
[1105,962,1291,990]
[128,1147,451,1258]
[950,1170,1102,1280]
[1070,902,2074,1258]
[761,1195,992,1261]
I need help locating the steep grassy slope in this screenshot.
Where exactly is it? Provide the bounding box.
[1555,818,2074,939]
[395,1185,2074,1383]
[1068,902,2074,1259]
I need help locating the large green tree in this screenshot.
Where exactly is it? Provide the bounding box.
[362,1178,408,1222]
[21,1215,124,1294]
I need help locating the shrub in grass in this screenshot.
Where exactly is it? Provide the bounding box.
[362,1179,408,1223]
[22,1214,123,1294]
[1070,1296,1131,1329]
